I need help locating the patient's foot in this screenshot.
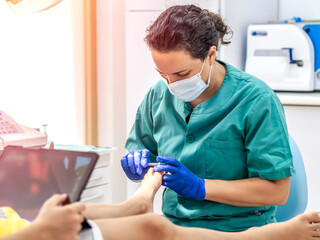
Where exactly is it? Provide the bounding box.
[141,168,163,194]
[132,168,163,213]
[243,212,320,240]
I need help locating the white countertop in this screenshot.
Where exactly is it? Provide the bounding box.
[276,92,320,106]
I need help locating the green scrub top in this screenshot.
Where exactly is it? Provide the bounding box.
[125,61,295,232]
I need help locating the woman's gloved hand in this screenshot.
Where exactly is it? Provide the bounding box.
[153,156,206,200]
[121,149,151,181]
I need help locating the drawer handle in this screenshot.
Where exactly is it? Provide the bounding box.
[89,174,104,182]
[81,193,104,202]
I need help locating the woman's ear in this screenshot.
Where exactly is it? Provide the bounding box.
[208,45,217,65]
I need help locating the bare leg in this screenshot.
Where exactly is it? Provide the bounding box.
[94,212,241,240]
[244,212,320,240]
[94,213,238,240]
[93,211,320,240]
[94,213,173,240]
[173,212,320,240]
[83,169,162,219]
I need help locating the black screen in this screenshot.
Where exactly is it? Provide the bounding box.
[0,146,98,219]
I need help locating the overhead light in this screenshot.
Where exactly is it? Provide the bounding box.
[5,0,63,14]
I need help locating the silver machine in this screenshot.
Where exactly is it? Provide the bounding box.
[245,23,320,91]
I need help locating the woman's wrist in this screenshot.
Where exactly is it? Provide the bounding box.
[196,178,206,201]
[28,221,52,240]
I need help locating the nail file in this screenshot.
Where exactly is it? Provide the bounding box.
[146,162,172,175]
[146,163,160,167]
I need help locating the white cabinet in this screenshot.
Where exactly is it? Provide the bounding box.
[53,145,114,204]
[81,184,111,204]
[283,105,320,213]
[80,152,113,204]
[277,92,320,212]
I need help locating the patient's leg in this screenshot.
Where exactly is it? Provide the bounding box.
[94,213,237,240]
[83,169,162,219]
[94,213,240,240]
[244,212,320,240]
[93,211,320,240]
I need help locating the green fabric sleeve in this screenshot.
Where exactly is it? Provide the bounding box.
[245,92,296,180]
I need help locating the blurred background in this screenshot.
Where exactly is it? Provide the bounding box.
[0,0,319,214]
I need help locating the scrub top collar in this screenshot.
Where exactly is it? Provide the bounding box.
[172,60,240,115]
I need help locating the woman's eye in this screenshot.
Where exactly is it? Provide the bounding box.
[178,73,189,77]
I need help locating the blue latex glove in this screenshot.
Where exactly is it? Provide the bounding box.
[120,149,151,181]
[153,156,206,200]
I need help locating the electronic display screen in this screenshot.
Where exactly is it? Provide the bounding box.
[0,146,98,219]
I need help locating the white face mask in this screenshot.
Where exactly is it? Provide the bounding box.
[163,60,212,102]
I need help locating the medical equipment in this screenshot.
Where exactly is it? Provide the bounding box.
[5,0,63,14]
[303,24,320,90]
[0,110,47,150]
[146,162,160,172]
[146,162,160,167]
[245,23,320,91]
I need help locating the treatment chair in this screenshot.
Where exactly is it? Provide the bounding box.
[275,135,308,222]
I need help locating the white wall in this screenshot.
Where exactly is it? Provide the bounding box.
[279,0,320,20]
[0,0,85,144]
[97,0,127,203]
[219,0,278,70]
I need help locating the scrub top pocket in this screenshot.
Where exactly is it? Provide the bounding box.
[204,139,247,180]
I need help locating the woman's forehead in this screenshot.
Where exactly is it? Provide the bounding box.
[151,49,202,74]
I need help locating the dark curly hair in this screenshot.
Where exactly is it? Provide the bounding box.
[145,4,232,60]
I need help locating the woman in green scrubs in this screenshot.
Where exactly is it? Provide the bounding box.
[121,4,295,232]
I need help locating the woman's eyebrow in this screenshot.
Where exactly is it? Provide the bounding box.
[155,68,190,75]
